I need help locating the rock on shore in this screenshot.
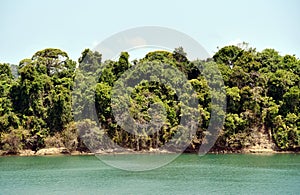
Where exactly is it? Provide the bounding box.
[35,147,70,156]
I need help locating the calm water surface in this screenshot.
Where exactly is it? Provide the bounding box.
[0,154,299,194]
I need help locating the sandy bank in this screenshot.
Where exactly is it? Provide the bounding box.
[0,147,298,157]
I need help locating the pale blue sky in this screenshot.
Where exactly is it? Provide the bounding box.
[1,0,299,64]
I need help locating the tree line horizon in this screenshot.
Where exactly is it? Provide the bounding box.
[0,43,299,154]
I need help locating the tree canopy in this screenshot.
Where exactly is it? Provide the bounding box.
[0,44,299,154]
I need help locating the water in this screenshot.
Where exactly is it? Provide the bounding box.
[0,154,299,194]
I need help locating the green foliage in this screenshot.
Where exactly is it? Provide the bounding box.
[0,63,13,80]
[213,45,243,66]
[73,49,102,122]
[0,44,299,153]
[213,44,300,151]
[16,48,75,134]
[272,114,300,150]
[0,63,18,132]
[173,46,188,63]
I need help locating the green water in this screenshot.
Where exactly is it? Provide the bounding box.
[0,154,299,194]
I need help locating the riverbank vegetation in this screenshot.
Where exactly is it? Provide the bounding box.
[0,43,299,155]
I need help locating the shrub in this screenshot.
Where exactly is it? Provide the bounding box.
[0,127,29,154]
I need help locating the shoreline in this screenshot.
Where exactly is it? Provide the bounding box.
[0,147,299,157]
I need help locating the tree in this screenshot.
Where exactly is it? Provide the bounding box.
[1,44,300,153]
[173,46,188,63]
[0,63,19,132]
[213,45,243,67]
[8,48,76,151]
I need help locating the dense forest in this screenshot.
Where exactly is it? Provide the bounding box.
[0,44,299,154]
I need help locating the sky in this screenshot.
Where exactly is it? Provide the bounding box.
[1,0,300,64]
